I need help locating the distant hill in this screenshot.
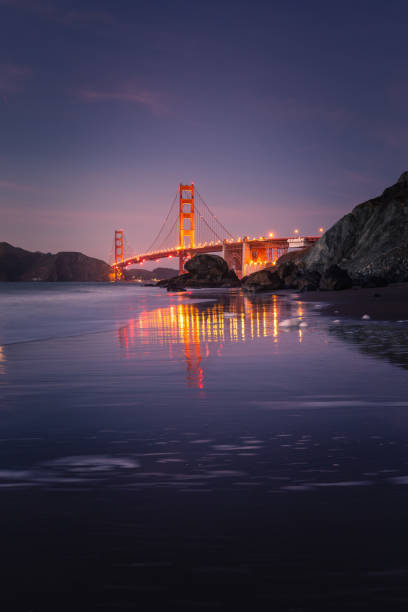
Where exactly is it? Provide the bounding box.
[0,242,110,281]
[152,267,179,280]
[123,268,154,281]
[124,266,178,281]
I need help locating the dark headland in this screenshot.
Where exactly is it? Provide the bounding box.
[0,243,178,282]
[0,243,111,282]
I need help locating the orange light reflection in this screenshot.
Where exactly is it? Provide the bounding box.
[117,297,285,389]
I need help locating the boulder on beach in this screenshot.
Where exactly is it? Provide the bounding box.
[241,268,282,292]
[157,254,240,291]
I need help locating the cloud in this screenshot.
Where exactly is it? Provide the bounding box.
[0,179,37,192]
[78,87,168,115]
[0,64,31,96]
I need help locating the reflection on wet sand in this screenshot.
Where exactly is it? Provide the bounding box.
[330,322,408,371]
[0,345,6,376]
[117,295,293,388]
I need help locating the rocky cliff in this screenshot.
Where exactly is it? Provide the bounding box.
[0,243,110,281]
[243,171,408,292]
[303,171,408,284]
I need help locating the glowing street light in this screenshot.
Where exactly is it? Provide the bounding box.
[294,228,299,235]
[269,232,274,238]
[319,227,324,233]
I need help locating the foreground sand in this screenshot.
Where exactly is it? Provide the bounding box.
[297,282,408,320]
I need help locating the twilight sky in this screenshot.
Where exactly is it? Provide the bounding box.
[1,0,408,262]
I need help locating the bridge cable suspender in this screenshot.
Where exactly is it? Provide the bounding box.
[195,189,235,240]
[156,216,179,252]
[144,191,179,254]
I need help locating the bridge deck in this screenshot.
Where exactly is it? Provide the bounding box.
[114,236,319,271]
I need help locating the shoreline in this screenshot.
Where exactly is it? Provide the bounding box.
[293,282,408,321]
[184,283,408,322]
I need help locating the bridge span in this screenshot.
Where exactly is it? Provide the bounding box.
[112,183,320,280]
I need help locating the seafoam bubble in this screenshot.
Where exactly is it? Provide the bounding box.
[46,455,140,472]
[279,318,302,328]
[0,470,31,480]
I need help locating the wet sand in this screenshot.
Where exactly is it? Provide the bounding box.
[298,282,408,321]
[2,284,408,610]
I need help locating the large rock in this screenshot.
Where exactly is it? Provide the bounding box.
[0,242,110,281]
[241,268,282,292]
[240,248,320,293]
[158,254,240,291]
[243,171,408,292]
[303,172,408,285]
[319,265,352,291]
[185,253,229,277]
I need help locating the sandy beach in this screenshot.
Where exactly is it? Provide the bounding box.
[297,282,408,321]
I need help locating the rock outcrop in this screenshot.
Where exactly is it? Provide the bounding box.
[157,254,240,291]
[303,171,408,285]
[0,243,110,281]
[318,265,352,291]
[243,171,408,292]
[241,268,282,292]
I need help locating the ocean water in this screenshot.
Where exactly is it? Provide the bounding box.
[1,282,408,611]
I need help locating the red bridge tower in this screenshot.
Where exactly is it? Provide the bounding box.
[114,229,124,280]
[179,184,195,273]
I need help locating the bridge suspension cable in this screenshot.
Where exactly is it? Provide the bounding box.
[115,184,236,264]
[195,188,235,241]
[144,191,179,254]
[155,215,179,252]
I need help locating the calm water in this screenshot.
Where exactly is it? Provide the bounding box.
[1,283,408,611]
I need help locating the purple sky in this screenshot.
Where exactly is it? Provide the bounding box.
[1,0,407,262]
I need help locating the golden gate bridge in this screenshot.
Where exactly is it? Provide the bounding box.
[111,183,320,280]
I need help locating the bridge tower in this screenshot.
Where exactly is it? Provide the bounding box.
[179,184,195,273]
[114,229,124,280]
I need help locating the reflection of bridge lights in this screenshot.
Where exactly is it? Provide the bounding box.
[116,297,311,386]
